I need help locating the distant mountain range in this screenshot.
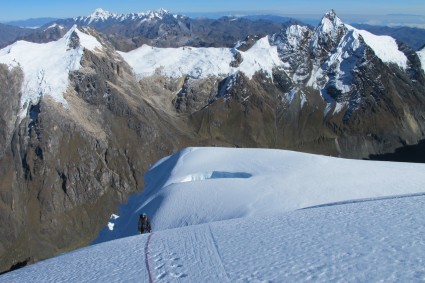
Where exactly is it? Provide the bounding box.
[4,17,60,28]
[0,23,36,48]
[1,11,425,51]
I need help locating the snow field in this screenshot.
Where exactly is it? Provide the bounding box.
[95,147,425,244]
[346,24,408,69]
[3,194,425,282]
[118,36,283,80]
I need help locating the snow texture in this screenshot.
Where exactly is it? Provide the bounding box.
[3,188,425,282]
[118,36,283,79]
[418,47,425,72]
[95,147,425,243]
[346,24,408,69]
[74,8,173,25]
[0,25,102,121]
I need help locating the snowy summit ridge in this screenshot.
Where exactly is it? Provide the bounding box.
[119,35,282,80]
[87,8,116,24]
[74,8,173,24]
[0,25,103,120]
[95,147,425,243]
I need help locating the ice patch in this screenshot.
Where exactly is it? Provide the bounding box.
[107,214,119,230]
[285,88,298,104]
[333,102,346,114]
[300,92,307,108]
[417,47,425,72]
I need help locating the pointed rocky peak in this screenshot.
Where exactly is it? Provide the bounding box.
[85,8,118,24]
[324,9,337,21]
[156,8,170,15]
[89,8,114,19]
[311,9,347,56]
[145,8,170,19]
[317,9,345,35]
[65,25,80,50]
[62,25,103,53]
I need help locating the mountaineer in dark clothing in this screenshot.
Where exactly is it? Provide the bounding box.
[138,213,152,234]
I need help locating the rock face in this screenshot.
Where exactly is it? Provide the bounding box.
[0,10,425,272]
[0,28,195,272]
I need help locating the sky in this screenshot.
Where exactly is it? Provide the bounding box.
[0,0,425,21]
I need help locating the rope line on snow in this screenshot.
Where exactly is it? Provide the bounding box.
[145,233,154,283]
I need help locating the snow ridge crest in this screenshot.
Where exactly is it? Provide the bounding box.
[75,8,173,24]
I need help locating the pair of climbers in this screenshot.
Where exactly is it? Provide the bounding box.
[138,213,152,234]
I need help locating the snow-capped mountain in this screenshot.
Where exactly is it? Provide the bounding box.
[0,25,102,121]
[0,9,425,274]
[268,11,414,118]
[73,8,174,26]
[2,147,425,282]
[118,35,282,80]
[41,8,284,50]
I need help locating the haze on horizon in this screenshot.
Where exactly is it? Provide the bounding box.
[1,0,424,22]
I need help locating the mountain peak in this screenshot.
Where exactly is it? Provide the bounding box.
[310,9,347,54]
[324,9,337,20]
[156,8,169,14]
[145,8,170,19]
[90,8,113,17]
[87,8,115,23]
[318,9,344,33]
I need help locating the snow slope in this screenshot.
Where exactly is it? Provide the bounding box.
[346,24,408,69]
[0,25,102,120]
[2,147,425,282]
[95,147,425,244]
[118,36,283,79]
[3,193,425,282]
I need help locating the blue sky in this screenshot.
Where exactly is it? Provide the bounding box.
[1,0,425,21]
